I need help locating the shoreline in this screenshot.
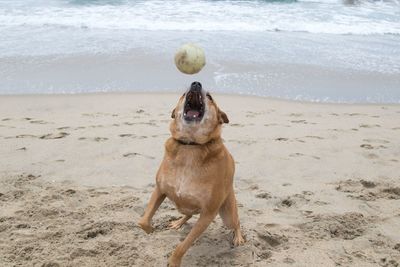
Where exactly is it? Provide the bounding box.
[1,91,400,106]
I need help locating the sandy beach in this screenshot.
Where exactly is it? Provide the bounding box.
[0,93,399,266]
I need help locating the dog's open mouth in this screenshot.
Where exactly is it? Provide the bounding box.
[183,90,204,122]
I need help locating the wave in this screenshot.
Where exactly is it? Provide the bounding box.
[0,0,399,35]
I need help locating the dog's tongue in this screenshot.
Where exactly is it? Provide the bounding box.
[187,110,200,118]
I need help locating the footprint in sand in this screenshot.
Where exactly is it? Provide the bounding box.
[360,143,387,150]
[291,119,307,124]
[335,179,400,200]
[280,197,295,207]
[30,120,50,124]
[40,132,69,139]
[82,112,118,118]
[246,111,264,118]
[288,113,303,117]
[314,200,329,206]
[78,137,108,142]
[363,139,390,144]
[298,212,368,240]
[119,134,135,138]
[57,126,70,130]
[125,122,157,127]
[78,221,115,240]
[360,144,374,149]
[251,224,287,258]
[123,152,155,160]
[247,184,259,190]
[265,123,290,128]
[255,192,272,199]
[247,209,263,216]
[279,192,312,208]
[359,124,381,128]
[88,125,104,128]
[289,152,304,157]
[227,139,256,145]
[229,123,245,127]
[13,134,37,139]
[345,113,367,116]
[304,135,324,140]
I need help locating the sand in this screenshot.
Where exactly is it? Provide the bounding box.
[0,93,399,266]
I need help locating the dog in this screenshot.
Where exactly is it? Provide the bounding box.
[138,81,245,266]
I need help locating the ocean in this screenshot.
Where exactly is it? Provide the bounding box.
[0,0,399,103]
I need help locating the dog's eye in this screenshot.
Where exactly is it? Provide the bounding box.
[206,93,213,101]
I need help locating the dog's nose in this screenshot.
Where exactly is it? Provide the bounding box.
[190,81,202,92]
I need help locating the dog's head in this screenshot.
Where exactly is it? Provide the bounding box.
[170,81,229,144]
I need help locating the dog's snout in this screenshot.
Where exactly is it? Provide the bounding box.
[190,81,202,92]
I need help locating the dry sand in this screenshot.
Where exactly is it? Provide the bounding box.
[0,93,399,266]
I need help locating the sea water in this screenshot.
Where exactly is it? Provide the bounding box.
[0,0,399,102]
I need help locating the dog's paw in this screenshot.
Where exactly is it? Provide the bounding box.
[138,220,154,234]
[167,256,181,267]
[168,216,189,230]
[232,230,246,246]
[168,221,183,230]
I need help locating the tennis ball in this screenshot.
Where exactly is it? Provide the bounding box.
[174,43,206,74]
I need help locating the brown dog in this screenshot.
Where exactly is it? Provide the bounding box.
[138,81,245,266]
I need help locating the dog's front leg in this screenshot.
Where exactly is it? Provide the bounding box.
[138,186,166,234]
[168,211,217,267]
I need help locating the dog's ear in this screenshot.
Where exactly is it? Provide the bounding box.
[218,110,229,124]
[171,108,176,119]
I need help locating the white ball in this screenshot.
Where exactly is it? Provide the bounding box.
[174,43,206,74]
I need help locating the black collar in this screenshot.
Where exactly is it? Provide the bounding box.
[175,139,202,146]
[175,138,216,146]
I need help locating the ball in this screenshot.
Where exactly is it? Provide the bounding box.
[174,43,206,74]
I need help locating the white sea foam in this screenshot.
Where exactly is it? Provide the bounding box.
[0,0,399,35]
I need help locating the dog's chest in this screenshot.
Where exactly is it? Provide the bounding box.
[159,158,211,213]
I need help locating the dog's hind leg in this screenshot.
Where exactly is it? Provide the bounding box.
[169,215,192,230]
[219,190,245,246]
[168,212,217,267]
[138,186,166,234]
